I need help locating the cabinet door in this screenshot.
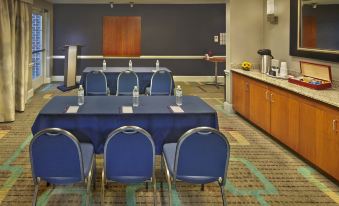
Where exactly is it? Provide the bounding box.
[232,73,249,118]
[249,80,270,132]
[299,100,323,163]
[270,88,299,151]
[316,108,339,180]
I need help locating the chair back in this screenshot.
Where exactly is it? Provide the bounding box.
[174,127,230,183]
[150,69,173,96]
[116,70,139,96]
[104,126,155,183]
[29,128,84,184]
[85,70,108,96]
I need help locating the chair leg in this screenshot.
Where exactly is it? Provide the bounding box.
[86,176,92,206]
[160,156,164,189]
[166,175,172,206]
[153,177,157,206]
[93,157,97,189]
[32,182,39,206]
[101,170,105,206]
[219,183,226,206]
[163,155,172,206]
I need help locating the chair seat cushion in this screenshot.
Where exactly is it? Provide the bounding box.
[80,143,94,177]
[163,143,220,184]
[117,92,133,96]
[107,176,150,184]
[87,92,107,96]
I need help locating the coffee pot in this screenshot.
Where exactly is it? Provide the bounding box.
[257,49,274,74]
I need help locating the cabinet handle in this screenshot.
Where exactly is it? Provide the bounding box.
[265,90,269,100]
[270,93,275,103]
[333,120,338,133]
[245,82,249,92]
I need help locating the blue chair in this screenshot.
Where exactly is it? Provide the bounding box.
[102,126,156,205]
[116,70,139,96]
[29,128,96,206]
[162,127,230,206]
[146,69,173,96]
[85,70,109,96]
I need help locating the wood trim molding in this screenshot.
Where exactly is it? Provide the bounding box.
[51,55,227,60]
[51,75,225,82]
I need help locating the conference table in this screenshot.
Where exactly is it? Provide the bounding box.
[80,67,175,95]
[31,96,218,154]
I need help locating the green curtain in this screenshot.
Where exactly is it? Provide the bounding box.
[0,0,31,122]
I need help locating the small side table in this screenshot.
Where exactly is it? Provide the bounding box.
[204,57,226,88]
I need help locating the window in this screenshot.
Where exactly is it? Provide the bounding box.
[32,13,43,80]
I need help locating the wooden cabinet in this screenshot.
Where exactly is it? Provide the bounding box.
[298,100,323,163]
[249,80,270,132]
[232,73,250,118]
[270,87,300,151]
[316,107,339,180]
[232,71,339,181]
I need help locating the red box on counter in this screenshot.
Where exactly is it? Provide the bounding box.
[288,61,332,90]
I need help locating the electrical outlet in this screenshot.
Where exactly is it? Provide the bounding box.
[214,36,219,43]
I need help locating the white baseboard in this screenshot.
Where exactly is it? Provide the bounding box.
[51,75,224,82]
[223,101,234,114]
[173,76,224,82]
[51,76,82,82]
[44,77,51,84]
[27,89,34,101]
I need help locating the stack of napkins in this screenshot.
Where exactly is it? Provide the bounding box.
[169,106,184,113]
[121,106,133,114]
[65,106,79,113]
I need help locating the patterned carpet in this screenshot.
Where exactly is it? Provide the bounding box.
[0,82,338,206]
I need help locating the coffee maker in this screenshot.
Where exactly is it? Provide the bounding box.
[270,59,280,76]
[257,49,274,74]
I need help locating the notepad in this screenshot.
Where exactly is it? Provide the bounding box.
[121,106,133,114]
[66,106,79,113]
[169,106,184,113]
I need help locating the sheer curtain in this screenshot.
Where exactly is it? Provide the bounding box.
[0,0,31,122]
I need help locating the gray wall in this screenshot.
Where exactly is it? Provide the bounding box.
[53,4,226,76]
[264,0,339,81]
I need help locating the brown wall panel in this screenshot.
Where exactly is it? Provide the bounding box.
[103,16,141,56]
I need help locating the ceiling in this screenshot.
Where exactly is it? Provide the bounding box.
[48,0,226,4]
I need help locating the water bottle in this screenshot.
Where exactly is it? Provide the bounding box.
[103,59,106,71]
[78,85,84,106]
[156,60,160,71]
[175,85,183,106]
[132,86,139,107]
[129,60,133,71]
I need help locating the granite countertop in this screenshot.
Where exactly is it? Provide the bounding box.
[231,69,339,108]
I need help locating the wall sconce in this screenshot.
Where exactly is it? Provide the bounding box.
[110,2,114,8]
[267,0,278,24]
[130,2,134,8]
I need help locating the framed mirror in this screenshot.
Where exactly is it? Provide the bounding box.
[290,0,339,62]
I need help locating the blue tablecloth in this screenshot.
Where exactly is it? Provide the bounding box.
[31,96,218,154]
[80,67,174,95]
